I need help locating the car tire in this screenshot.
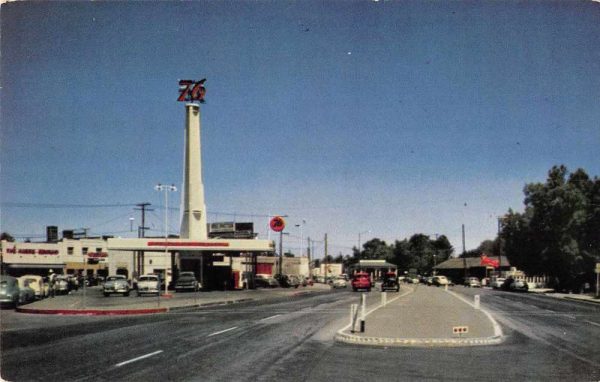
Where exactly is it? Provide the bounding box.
[367,288,371,292]
[103,293,109,297]
[124,291,130,297]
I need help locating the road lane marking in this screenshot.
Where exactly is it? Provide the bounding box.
[585,320,600,327]
[115,350,163,367]
[207,326,238,337]
[259,314,282,321]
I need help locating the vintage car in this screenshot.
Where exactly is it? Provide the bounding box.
[351,272,371,292]
[381,272,400,292]
[0,276,21,308]
[103,275,130,297]
[19,275,47,299]
[255,274,279,288]
[175,272,200,292]
[332,276,348,288]
[433,275,450,287]
[16,277,36,304]
[53,275,70,295]
[137,274,160,296]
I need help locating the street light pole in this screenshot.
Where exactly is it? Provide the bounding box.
[155,183,177,297]
[358,230,371,267]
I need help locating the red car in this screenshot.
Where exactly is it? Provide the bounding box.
[351,272,371,292]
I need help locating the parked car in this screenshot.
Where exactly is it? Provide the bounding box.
[19,275,47,299]
[432,275,450,287]
[103,275,130,297]
[491,277,506,289]
[175,272,200,292]
[287,275,301,288]
[381,272,400,292]
[16,277,36,304]
[54,275,70,295]
[332,276,348,289]
[463,277,481,288]
[351,272,371,292]
[274,274,293,288]
[502,277,528,292]
[0,275,21,308]
[302,277,314,287]
[137,274,160,296]
[255,274,279,288]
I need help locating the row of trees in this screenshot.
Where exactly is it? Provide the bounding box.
[499,165,600,291]
[318,166,598,293]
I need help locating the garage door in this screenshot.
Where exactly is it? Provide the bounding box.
[256,263,272,275]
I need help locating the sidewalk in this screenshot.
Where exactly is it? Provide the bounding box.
[335,285,503,347]
[14,284,332,315]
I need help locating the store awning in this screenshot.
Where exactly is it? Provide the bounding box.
[7,263,65,269]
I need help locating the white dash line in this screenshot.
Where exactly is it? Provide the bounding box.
[115,350,163,367]
[207,326,238,337]
[260,314,282,321]
[584,320,600,328]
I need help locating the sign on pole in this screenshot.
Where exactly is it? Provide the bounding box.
[269,216,286,232]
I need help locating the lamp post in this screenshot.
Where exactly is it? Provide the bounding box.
[155,183,177,297]
[358,230,371,263]
[295,219,306,258]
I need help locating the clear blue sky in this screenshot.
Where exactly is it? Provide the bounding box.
[2,1,599,257]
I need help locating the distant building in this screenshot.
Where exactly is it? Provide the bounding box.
[433,256,510,281]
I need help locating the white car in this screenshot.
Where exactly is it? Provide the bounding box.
[137,274,160,296]
[491,277,506,289]
[19,275,47,299]
[103,275,130,297]
[332,277,347,288]
[432,276,449,286]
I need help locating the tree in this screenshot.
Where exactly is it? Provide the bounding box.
[358,238,393,260]
[0,232,15,242]
[500,165,600,291]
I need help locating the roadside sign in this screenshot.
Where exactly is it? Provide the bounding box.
[269,216,286,232]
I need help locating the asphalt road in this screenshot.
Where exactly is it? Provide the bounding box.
[1,286,599,381]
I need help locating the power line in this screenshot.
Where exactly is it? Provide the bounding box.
[1,202,138,208]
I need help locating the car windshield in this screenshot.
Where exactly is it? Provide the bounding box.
[139,276,156,282]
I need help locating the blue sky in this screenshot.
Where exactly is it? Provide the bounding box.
[2,1,599,257]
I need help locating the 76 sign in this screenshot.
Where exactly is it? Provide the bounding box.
[178,79,206,103]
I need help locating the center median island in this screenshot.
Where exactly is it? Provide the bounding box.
[335,284,504,347]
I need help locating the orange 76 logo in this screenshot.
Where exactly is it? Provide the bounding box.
[178,79,206,103]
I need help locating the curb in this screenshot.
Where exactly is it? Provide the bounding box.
[16,307,167,315]
[562,296,600,305]
[15,298,257,316]
[335,331,504,347]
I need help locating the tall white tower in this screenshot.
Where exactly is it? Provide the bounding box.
[179,103,208,239]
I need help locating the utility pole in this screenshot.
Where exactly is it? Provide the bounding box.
[462,224,467,278]
[135,202,152,277]
[307,237,312,280]
[324,234,328,281]
[497,217,503,276]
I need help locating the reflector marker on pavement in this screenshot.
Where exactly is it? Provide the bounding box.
[115,350,163,367]
[207,326,238,337]
[260,314,282,321]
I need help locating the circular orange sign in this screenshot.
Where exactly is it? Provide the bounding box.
[269,216,286,232]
